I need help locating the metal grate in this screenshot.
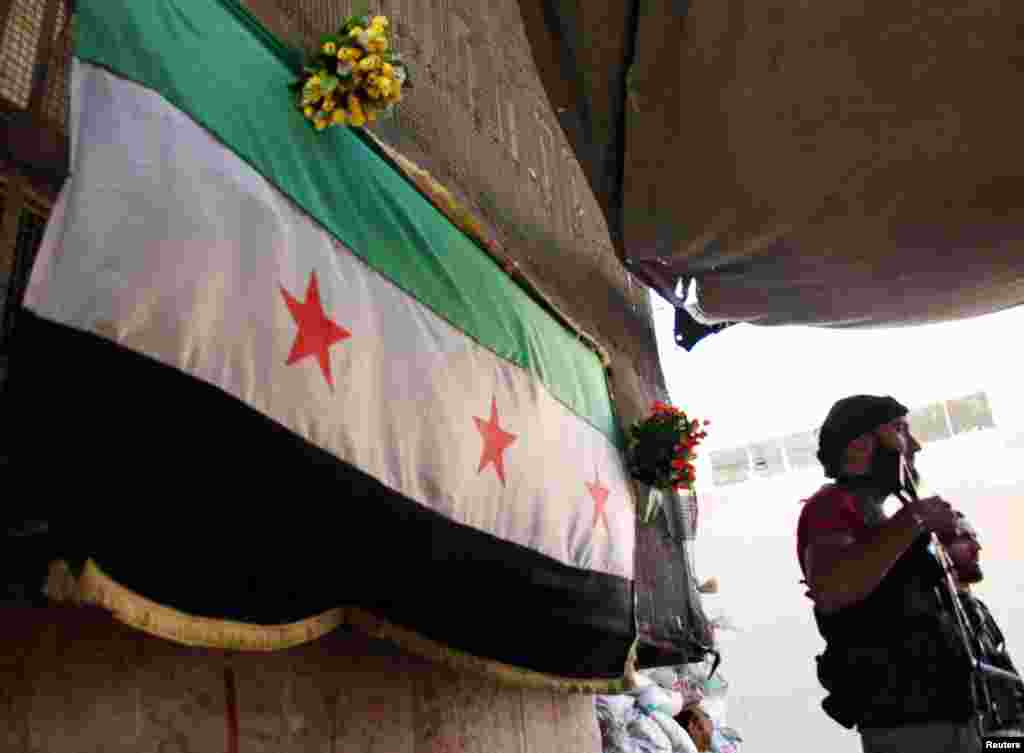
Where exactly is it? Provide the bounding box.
[0,0,48,109]
[39,0,69,130]
[0,0,72,133]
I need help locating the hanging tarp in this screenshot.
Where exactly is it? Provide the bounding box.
[522,0,1024,331]
[7,0,638,690]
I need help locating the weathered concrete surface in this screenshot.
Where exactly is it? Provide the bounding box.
[1,607,602,753]
[1,5,678,749]
[241,0,669,422]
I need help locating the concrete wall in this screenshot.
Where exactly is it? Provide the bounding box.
[2,607,602,753]
[241,0,668,421]
[2,6,675,750]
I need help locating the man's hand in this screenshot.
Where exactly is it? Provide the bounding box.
[906,495,958,538]
[804,498,955,614]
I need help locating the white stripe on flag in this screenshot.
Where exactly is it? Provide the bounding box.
[26,61,634,579]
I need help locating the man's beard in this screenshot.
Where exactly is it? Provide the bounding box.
[842,443,905,499]
[868,443,905,498]
[957,563,984,584]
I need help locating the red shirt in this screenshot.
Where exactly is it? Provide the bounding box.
[796,484,868,578]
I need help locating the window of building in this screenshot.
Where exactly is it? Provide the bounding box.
[946,391,996,435]
[782,429,819,470]
[710,447,750,487]
[704,393,996,489]
[908,401,952,444]
[748,439,785,478]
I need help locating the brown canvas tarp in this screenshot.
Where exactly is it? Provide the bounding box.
[521,0,1024,329]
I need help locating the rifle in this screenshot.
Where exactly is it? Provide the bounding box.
[895,456,1024,737]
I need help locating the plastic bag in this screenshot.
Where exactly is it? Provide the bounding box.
[680,657,728,695]
[710,727,739,753]
[641,666,703,709]
[703,671,729,698]
[677,659,728,727]
[675,674,705,708]
[644,667,679,690]
[602,723,641,753]
[597,694,639,721]
[699,695,728,728]
[636,685,684,717]
[719,726,743,744]
[596,697,641,753]
[647,709,699,753]
[626,712,674,753]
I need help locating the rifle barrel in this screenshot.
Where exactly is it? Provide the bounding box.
[977,660,1024,688]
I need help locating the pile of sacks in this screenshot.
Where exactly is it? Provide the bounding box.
[595,660,743,753]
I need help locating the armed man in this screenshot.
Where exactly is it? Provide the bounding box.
[938,512,1024,738]
[796,395,981,753]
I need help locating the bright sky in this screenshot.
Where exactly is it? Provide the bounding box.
[649,296,1024,753]
[651,295,1024,452]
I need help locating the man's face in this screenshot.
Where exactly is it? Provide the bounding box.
[843,417,920,489]
[948,533,984,584]
[875,417,921,459]
[686,709,714,751]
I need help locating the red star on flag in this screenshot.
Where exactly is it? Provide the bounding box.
[585,469,610,532]
[280,270,351,389]
[473,395,518,485]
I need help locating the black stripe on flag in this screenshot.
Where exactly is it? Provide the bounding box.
[6,310,635,679]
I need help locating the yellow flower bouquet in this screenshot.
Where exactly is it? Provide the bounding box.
[289,9,412,131]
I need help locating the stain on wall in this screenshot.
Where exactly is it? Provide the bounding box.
[1,608,602,753]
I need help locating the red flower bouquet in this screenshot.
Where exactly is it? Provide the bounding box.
[626,401,709,523]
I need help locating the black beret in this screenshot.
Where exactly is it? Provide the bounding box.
[817,395,908,477]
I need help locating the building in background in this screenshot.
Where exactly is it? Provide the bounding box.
[708,391,1000,488]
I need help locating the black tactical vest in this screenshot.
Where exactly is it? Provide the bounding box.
[961,592,1024,732]
[814,533,976,729]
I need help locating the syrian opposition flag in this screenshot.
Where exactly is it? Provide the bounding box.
[9,0,636,687]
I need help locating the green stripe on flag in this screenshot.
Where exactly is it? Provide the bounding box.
[73,0,622,448]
